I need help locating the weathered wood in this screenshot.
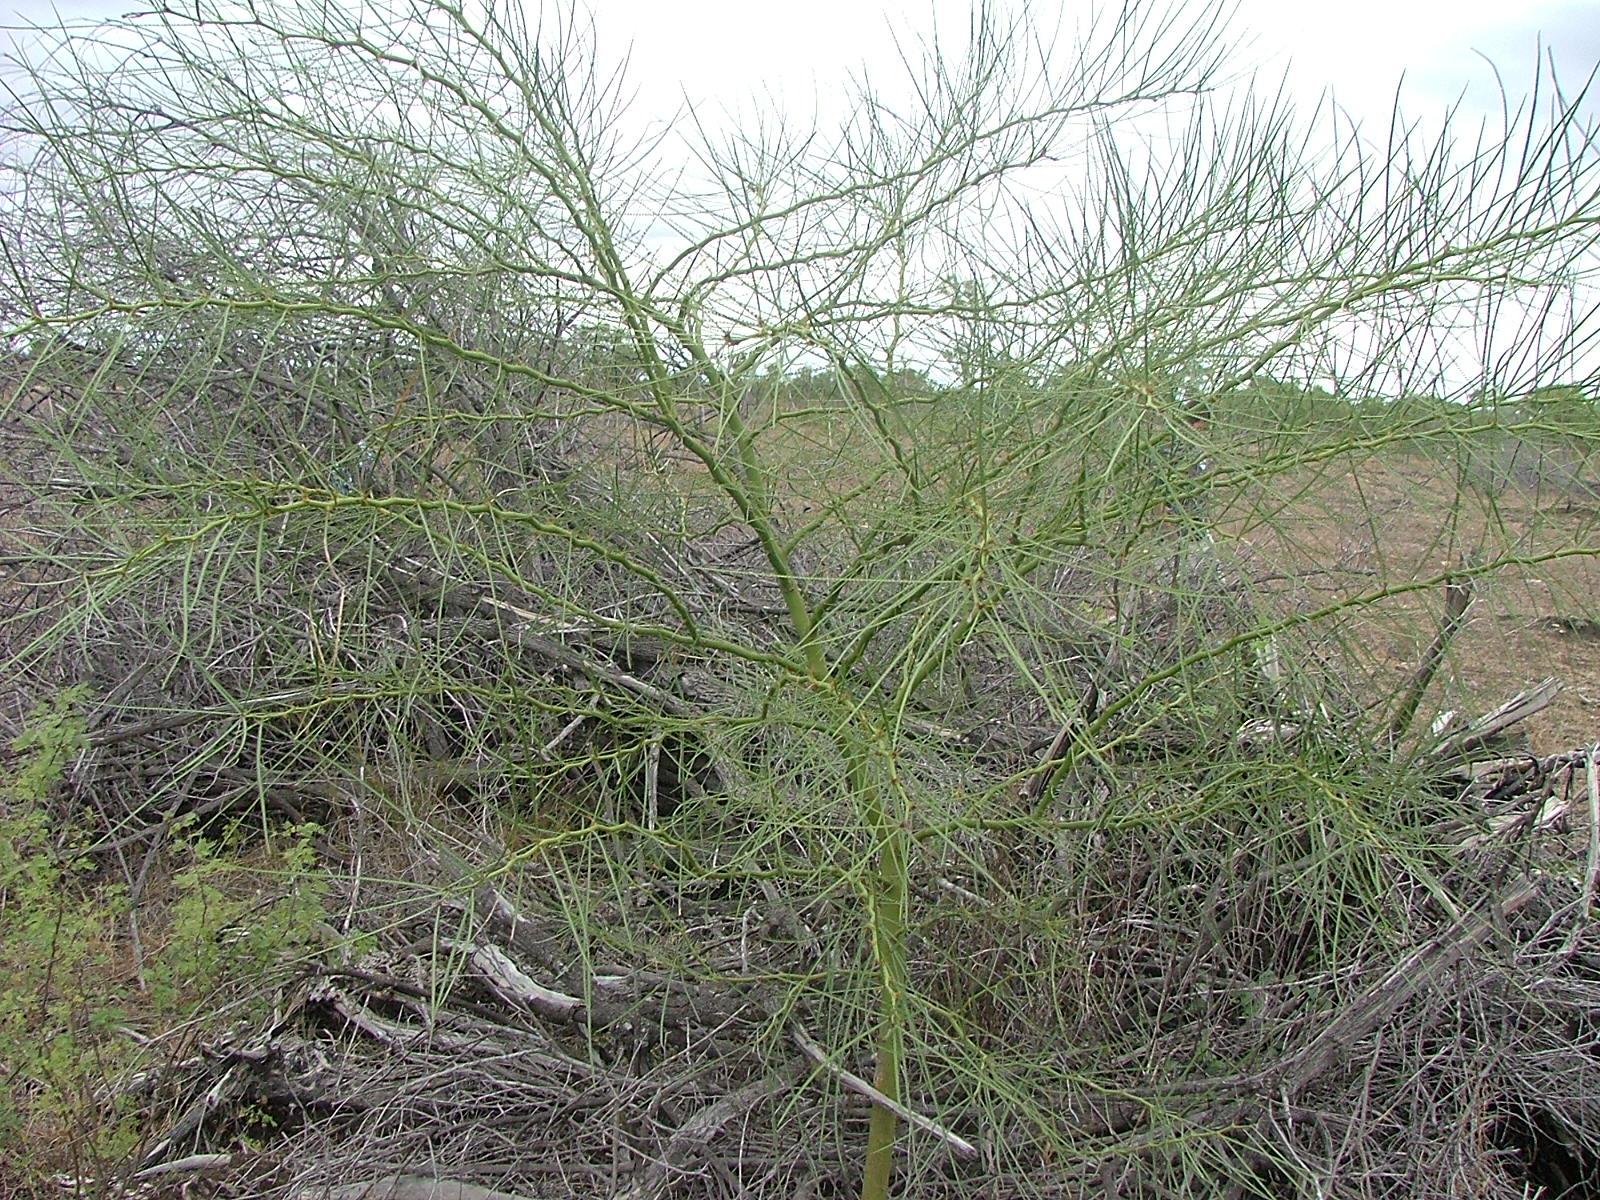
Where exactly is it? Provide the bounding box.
[298,1175,538,1200]
[1389,576,1473,747]
[1426,676,1561,761]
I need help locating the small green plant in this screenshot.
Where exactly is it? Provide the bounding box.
[0,687,141,1178]
[0,690,330,1188]
[146,819,328,1013]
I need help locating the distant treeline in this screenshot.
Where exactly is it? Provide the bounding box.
[7,322,1595,452]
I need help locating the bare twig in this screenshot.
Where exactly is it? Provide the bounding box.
[130,1153,233,1180]
[298,1176,539,1200]
[1388,576,1472,748]
[1018,682,1099,805]
[791,1023,980,1160]
[1585,749,1600,918]
[611,1064,804,1200]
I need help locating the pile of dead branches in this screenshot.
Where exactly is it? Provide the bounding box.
[81,730,1600,1200]
[4,340,1600,1200]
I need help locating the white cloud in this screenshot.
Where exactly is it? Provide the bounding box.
[7,0,1593,131]
[1229,0,1595,127]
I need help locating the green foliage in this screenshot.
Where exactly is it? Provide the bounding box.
[143,819,327,1014]
[0,691,329,1185]
[0,689,137,1171]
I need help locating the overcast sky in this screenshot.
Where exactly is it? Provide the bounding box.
[1244,0,1597,121]
[4,0,1594,391]
[6,0,1596,134]
[575,0,1600,144]
[600,0,1594,137]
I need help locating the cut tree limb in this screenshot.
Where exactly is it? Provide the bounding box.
[451,939,585,1022]
[1426,677,1562,762]
[1388,576,1472,748]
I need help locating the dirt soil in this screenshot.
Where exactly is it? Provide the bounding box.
[1232,452,1600,754]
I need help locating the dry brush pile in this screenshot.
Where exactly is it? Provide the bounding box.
[3,335,1599,1200]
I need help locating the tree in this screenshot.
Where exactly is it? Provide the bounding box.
[1,2,1598,1196]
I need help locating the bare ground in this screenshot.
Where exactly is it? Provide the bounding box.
[1233,451,1600,752]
